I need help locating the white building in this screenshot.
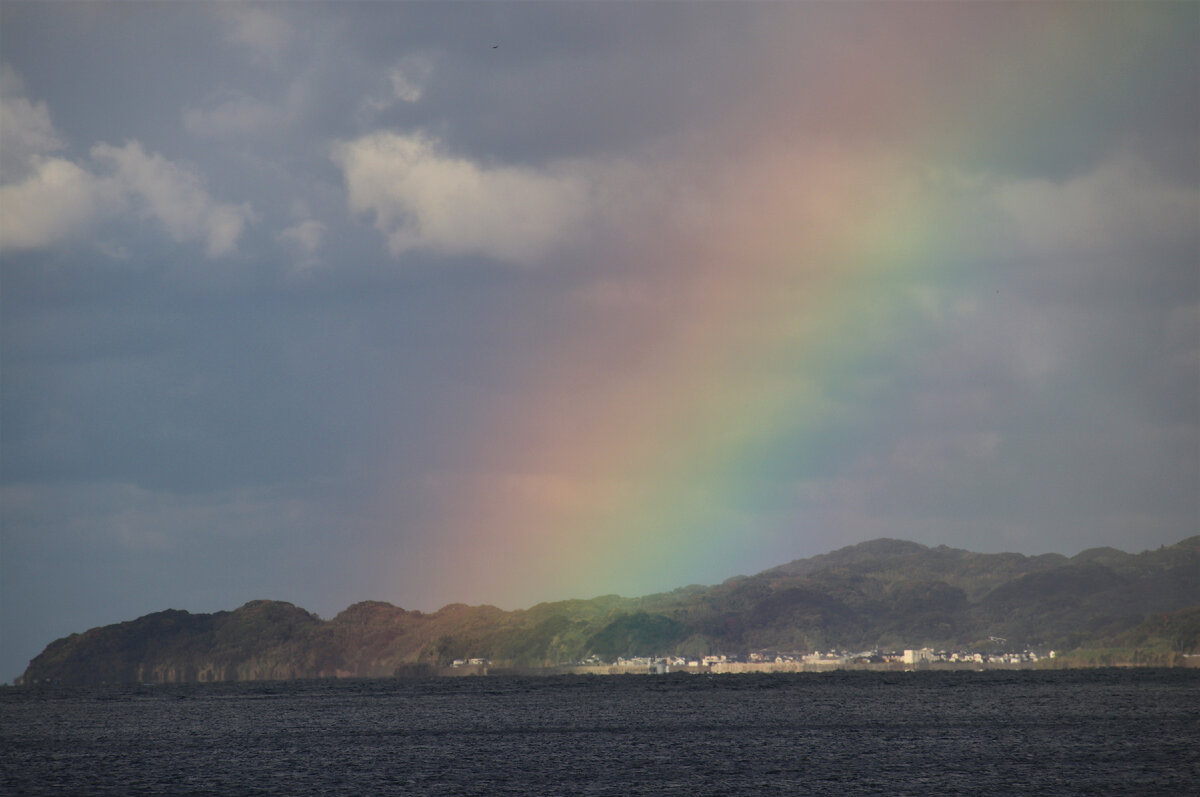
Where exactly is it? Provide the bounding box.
[903,648,934,665]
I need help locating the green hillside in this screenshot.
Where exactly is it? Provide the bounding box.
[21,536,1199,684]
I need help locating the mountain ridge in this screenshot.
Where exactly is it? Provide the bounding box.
[21,536,1200,684]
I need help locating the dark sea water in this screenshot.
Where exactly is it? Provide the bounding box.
[2,669,1197,795]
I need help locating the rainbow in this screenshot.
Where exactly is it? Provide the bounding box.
[378,4,1182,609]
[400,145,966,608]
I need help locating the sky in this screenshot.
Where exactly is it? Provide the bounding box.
[1,1,1197,680]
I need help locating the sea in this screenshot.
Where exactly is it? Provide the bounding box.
[2,669,1197,795]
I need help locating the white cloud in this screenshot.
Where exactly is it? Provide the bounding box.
[0,67,113,251]
[358,56,435,122]
[993,154,1198,256]
[0,65,66,182]
[332,132,597,265]
[0,157,118,251]
[388,55,433,104]
[1,141,251,257]
[91,141,252,258]
[1,69,251,257]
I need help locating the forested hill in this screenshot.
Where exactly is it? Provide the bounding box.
[22,536,1200,684]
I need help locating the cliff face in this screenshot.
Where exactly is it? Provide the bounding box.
[22,536,1200,684]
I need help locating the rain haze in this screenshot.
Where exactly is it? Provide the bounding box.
[1,2,1197,681]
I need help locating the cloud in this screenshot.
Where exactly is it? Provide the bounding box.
[219,5,293,66]
[1,141,251,257]
[0,66,113,250]
[387,55,434,104]
[332,132,596,265]
[0,65,65,182]
[279,219,325,269]
[91,141,253,258]
[1,68,252,257]
[993,154,1198,256]
[0,157,117,251]
[183,91,290,139]
[356,56,436,122]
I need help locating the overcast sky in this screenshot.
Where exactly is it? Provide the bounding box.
[1,1,1196,680]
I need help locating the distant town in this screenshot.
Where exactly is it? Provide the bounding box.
[452,646,1061,676]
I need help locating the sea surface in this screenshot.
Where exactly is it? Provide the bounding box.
[2,669,1197,795]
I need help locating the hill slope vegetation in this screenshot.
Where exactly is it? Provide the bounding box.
[22,537,1200,684]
